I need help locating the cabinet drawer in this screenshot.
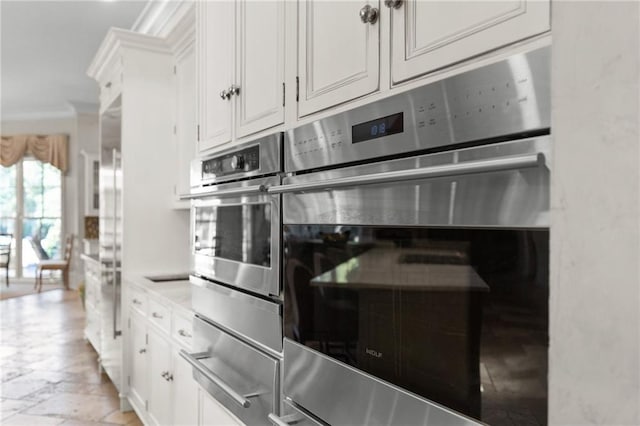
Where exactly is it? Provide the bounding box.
[148,298,170,333]
[128,286,147,317]
[171,311,194,349]
[187,316,279,425]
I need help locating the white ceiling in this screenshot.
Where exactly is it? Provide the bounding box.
[1,0,148,120]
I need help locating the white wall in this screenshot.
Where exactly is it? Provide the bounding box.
[550,2,640,424]
[1,113,100,288]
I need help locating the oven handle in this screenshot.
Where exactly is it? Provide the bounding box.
[269,152,545,194]
[179,350,256,408]
[181,184,267,200]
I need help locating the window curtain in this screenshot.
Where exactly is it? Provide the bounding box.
[0,134,68,173]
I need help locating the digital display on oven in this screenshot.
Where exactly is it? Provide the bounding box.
[352,112,404,144]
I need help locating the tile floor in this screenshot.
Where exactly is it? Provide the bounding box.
[0,289,142,425]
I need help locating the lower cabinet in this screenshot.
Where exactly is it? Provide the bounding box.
[147,328,172,425]
[199,386,242,426]
[129,309,148,412]
[172,349,199,426]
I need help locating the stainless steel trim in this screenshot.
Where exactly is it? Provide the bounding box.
[283,339,481,426]
[179,350,253,408]
[270,152,543,195]
[183,184,266,199]
[268,413,305,426]
[282,137,550,228]
[284,47,550,172]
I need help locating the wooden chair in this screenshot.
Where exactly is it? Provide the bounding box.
[35,235,74,292]
[0,234,12,287]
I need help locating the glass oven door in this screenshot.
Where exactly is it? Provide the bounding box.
[191,175,280,298]
[279,138,550,425]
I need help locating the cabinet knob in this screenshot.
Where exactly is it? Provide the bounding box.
[228,85,240,97]
[178,329,192,338]
[139,348,146,354]
[384,0,402,9]
[152,312,163,319]
[220,89,230,100]
[359,4,379,24]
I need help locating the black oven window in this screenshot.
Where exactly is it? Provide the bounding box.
[194,203,271,267]
[284,225,549,426]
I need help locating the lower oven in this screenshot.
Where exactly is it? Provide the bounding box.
[272,137,550,426]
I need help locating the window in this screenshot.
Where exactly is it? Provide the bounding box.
[0,158,63,278]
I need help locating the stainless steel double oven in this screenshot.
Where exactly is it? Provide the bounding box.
[272,47,551,426]
[181,133,283,425]
[186,46,551,426]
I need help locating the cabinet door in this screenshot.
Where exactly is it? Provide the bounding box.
[175,41,196,200]
[197,0,234,152]
[198,387,242,426]
[129,310,147,413]
[148,329,172,426]
[298,0,380,116]
[171,349,198,426]
[390,0,550,84]
[235,1,285,138]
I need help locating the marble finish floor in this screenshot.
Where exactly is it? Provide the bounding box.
[0,289,142,425]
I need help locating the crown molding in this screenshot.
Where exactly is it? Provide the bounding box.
[132,0,194,39]
[87,27,171,82]
[164,2,195,54]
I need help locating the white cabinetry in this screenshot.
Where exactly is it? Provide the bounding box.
[197,0,285,153]
[172,347,198,426]
[169,4,197,204]
[295,0,549,117]
[199,386,243,426]
[129,309,147,412]
[389,0,550,84]
[82,257,101,353]
[297,0,379,117]
[147,327,172,426]
[124,281,215,426]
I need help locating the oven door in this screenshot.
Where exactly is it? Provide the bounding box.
[274,137,550,426]
[191,175,280,298]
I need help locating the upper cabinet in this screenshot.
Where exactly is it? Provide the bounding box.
[167,3,197,205]
[197,1,234,152]
[197,1,285,153]
[389,0,551,84]
[297,0,380,117]
[296,0,549,117]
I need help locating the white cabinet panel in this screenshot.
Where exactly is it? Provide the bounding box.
[198,0,234,152]
[391,0,550,83]
[235,0,285,138]
[129,310,147,412]
[148,328,172,426]
[298,0,380,116]
[171,349,198,426]
[175,41,196,200]
[199,387,242,426]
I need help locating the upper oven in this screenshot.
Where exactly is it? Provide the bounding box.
[190,134,283,299]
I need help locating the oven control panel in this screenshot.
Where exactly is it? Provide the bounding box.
[285,46,550,173]
[201,145,260,180]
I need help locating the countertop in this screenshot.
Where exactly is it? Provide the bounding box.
[124,273,192,315]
